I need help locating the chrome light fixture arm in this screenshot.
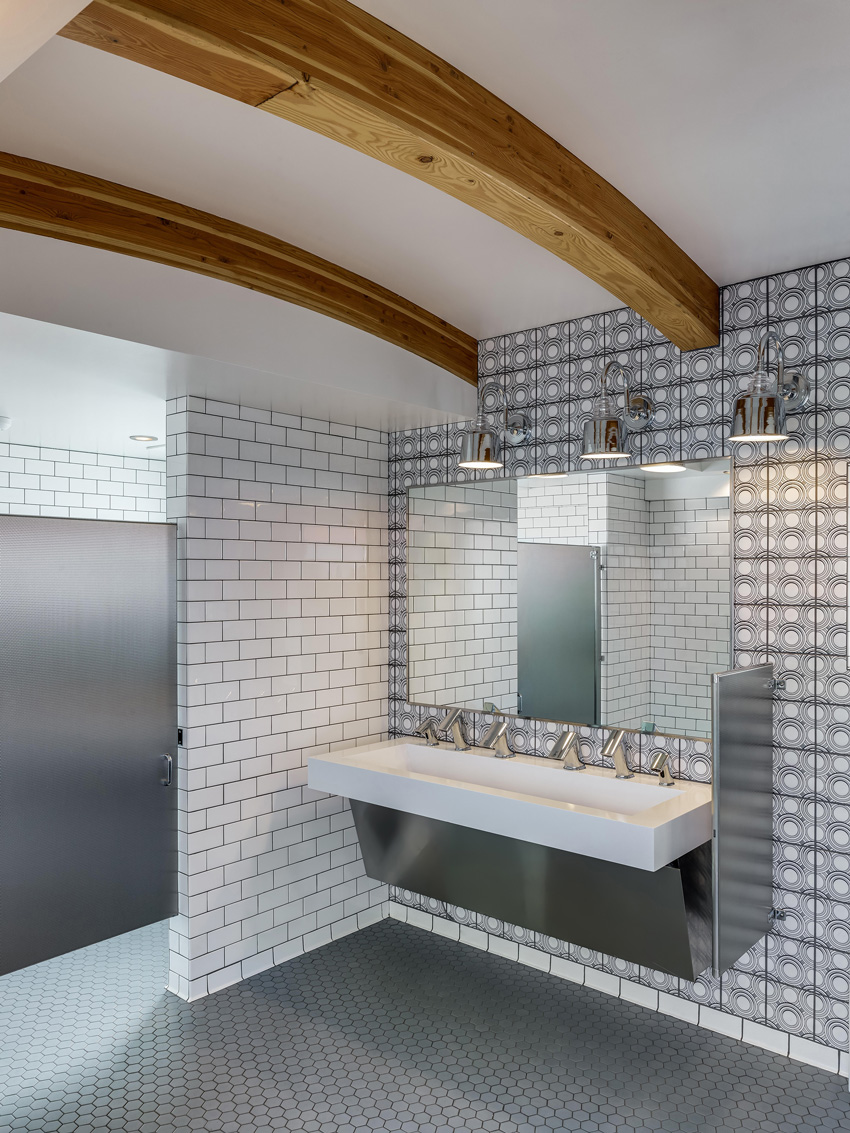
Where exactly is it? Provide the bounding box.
[457,382,529,469]
[729,329,810,444]
[756,329,809,411]
[581,360,654,461]
[605,360,655,434]
[483,383,530,446]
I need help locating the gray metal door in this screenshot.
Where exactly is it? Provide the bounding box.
[711,664,774,975]
[517,541,600,724]
[0,516,177,976]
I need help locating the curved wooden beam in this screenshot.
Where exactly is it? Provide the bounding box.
[0,151,477,383]
[60,0,719,350]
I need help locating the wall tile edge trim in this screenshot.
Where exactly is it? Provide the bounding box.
[167,904,388,1002]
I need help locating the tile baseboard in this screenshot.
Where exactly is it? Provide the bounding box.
[387,901,847,1079]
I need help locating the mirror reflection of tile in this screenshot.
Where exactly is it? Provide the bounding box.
[407,459,731,741]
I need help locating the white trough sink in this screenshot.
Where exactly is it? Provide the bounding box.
[308,739,712,872]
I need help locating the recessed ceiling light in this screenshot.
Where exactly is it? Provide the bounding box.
[129,434,158,442]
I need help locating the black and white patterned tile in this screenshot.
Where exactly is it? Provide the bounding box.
[388,256,850,1056]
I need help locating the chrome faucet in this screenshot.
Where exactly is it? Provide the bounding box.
[550,730,584,770]
[602,729,634,779]
[414,716,441,747]
[437,707,471,751]
[481,718,516,758]
[649,749,676,787]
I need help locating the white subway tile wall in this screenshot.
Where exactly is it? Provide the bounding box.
[0,442,165,520]
[596,475,653,726]
[649,495,732,734]
[165,397,388,1000]
[408,482,518,709]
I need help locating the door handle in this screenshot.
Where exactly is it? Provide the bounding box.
[161,753,173,787]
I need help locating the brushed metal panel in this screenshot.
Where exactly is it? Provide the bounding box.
[0,516,177,976]
[352,800,712,980]
[517,541,600,723]
[711,664,774,976]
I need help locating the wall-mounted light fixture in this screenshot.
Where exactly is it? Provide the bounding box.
[0,415,11,432]
[581,361,654,461]
[458,385,529,469]
[729,330,809,444]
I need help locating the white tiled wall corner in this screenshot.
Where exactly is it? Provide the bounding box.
[598,474,653,726]
[0,442,166,521]
[165,396,390,1000]
[388,903,844,1078]
[408,482,518,710]
[648,495,731,735]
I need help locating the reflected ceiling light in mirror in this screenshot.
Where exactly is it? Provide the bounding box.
[581,360,654,461]
[729,330,809,444]
[457,384,528,469]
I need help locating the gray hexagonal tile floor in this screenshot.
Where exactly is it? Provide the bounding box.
[1,918,848,1132]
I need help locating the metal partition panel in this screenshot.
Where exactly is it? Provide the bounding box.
[0,516,177,976]
[711,664,774,976]
[352,800,713,979]
[517,542,600,723]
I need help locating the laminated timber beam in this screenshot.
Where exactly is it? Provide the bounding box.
[0,151,477,382]
[60,0,720,349]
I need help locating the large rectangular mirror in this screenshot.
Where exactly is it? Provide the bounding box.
[407,458,732,740]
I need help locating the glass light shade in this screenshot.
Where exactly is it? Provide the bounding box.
[729,369,787,443]
[581,416,630,460]
[458,414,503,468]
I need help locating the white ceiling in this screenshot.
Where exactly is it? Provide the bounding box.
[0,0,85,82]
[0,35,618,338]
[1,1,849,449]
[0,298,473,456]
[358,0,850,287]
[0,310,167,457]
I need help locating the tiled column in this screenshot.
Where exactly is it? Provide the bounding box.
[165,396,388,999]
